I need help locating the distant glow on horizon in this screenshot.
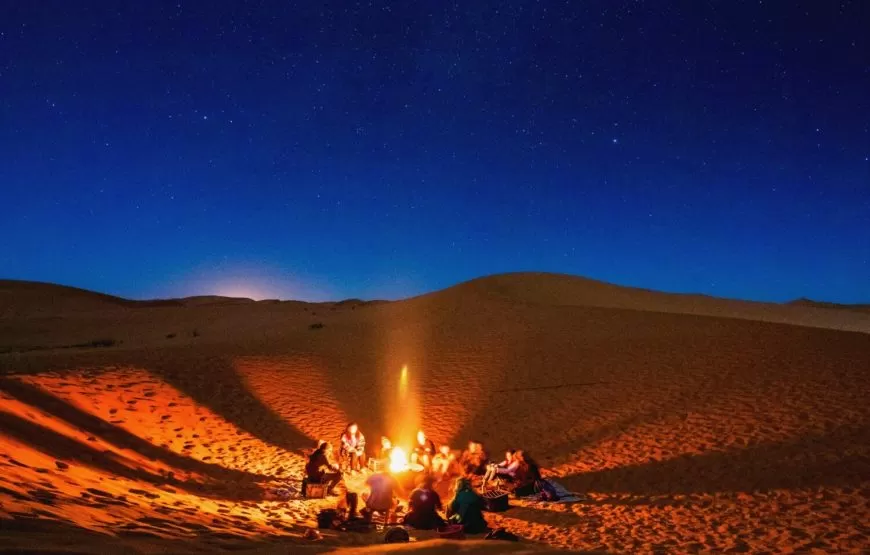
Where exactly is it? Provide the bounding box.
[211,283,274,301]
[161,262,336,302]
[188,277,287,301]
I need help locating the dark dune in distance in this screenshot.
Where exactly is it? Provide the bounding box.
[0,278,186,312]
[2,272,869,319]
[0,278,388,312]
[787,297,870,314]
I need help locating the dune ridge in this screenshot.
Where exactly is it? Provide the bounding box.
[3,273,868,334]
[788,297,870,314]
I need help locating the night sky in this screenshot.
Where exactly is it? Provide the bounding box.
[2,1,868,303]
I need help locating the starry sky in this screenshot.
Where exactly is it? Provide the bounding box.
[1,1,868,303]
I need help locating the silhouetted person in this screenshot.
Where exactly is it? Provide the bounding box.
[305,441,341,496]
[363,470,403,515]
[403,474,445,530]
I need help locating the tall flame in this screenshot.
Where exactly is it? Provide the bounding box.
[386,363,419,457]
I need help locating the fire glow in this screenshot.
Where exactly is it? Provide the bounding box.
[385,364,417,474]
[389,446,409,473]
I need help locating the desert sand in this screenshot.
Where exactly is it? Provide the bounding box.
[1,272,869,553]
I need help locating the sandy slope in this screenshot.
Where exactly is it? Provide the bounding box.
[413,273,870,333]
[1,273,869,553]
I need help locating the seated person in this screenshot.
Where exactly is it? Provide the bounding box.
[432,445,459,479]
[363,470,404,516]
[339,422,367,472]
[402,474,445,530]
[411,430,436,469]
[482,449,519,488]
[447,477,488,534]
[511,450,542,497]
[377,436,393,462]
[459,440,489,476]
[304,441,342,496]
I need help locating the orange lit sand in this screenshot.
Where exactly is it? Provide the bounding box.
[1,274,869,553]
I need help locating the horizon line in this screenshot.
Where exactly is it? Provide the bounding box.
[1,272,868,308]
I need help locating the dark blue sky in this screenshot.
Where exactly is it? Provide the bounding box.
[2,1,868,302]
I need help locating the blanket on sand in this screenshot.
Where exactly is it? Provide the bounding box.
[518,479,584,504]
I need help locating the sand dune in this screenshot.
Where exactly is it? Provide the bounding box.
[411,272,870,334]
[0,279,186,316]
[1,273,869,553]
[788,297,870,314]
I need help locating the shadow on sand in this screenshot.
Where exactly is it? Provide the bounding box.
[560,425,870,496]
[142,351,316,454]
[0,408,263,502]
[0,377,268,485]
[1,347,317,456]
[0,515,321,554]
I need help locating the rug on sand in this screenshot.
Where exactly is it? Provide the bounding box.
[518,479,584,504]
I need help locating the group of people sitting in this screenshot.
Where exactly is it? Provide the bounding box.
[363,471,489,533]
[303,422,544,534]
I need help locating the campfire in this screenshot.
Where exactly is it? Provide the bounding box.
[389,446,409,472]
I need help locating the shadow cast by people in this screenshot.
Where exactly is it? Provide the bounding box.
[537,392,690,469]
[0,409,263,501]
[141,350,315,454]
[1,344,318,457]
[560,425,870,495]
[0,515,319,554]
[499,504,590,528]
[0,377,271,483]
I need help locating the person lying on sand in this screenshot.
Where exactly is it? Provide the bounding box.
[446,477,488,534]
[411,430,436,469]
[459,440,488,476]
[305,441,342,496]
[339,422,367,473]
[402,474,445,530]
